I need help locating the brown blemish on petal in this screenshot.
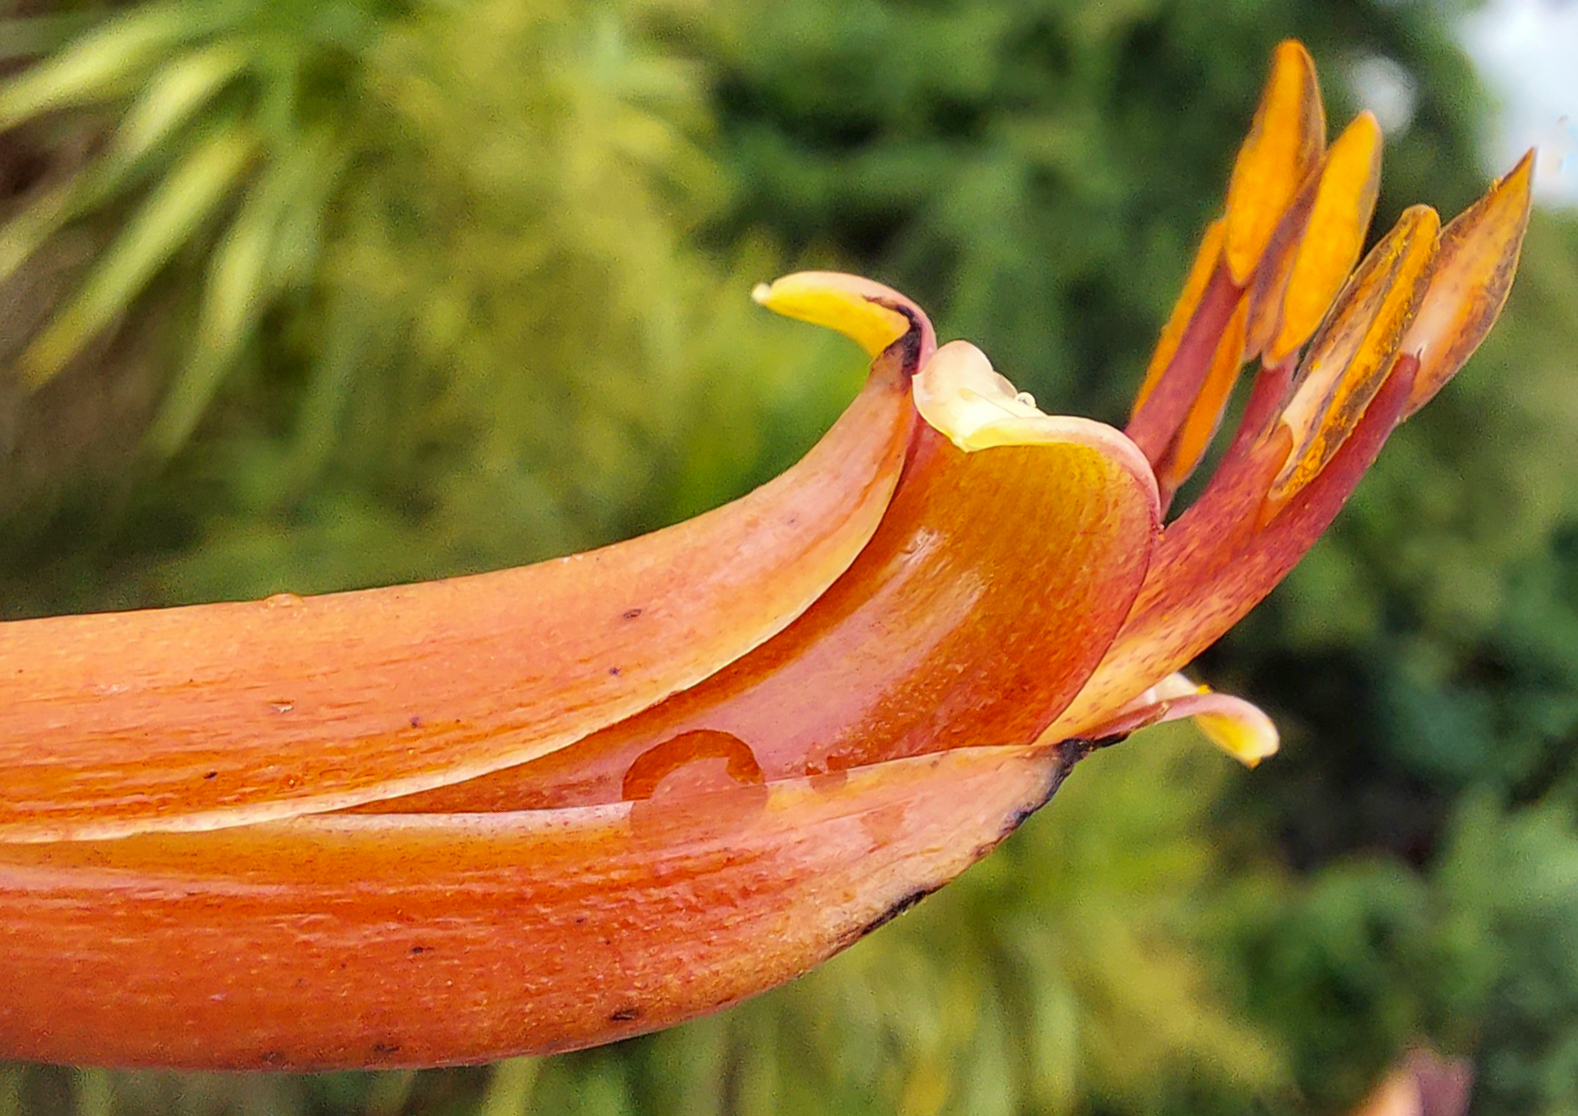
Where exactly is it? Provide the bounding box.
[855,886,938,941]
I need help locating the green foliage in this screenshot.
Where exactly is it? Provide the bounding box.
[0,0,856,615]
[1429,797,1578,1115]
[692,0,1489,420]
[1234,795,1578,1116]
[0,0,377,422]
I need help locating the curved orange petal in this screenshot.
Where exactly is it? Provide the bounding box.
[0,742,1076,1069]
[0,279,927,842]
[1052,353,1418,737]
[1400,150,1534,416]
[370,342,1159,813]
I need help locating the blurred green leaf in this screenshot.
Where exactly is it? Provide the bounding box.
[21,122,256,384]
[100,42,249,177]
[147,128,335,454]
[0,1,229,128]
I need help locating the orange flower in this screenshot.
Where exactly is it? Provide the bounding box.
[0,41,1530,1069]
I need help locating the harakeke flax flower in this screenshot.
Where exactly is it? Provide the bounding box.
[0,41,1531,1069]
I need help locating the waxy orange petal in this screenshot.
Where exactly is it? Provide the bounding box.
[1270,204,1439,505]
[1054,354,1418,737]
[0,287,927,842]
[371,343,1159,813]
[0,742,1077,1070]
[1400,150,1534,416]
[1266,111,1384,365]
[1225,40,1325,285]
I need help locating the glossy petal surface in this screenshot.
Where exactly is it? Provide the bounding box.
[0,743,1075,1070]
[373,346,1157,813]
[0,327,921,842]
[0,32,1537,1073]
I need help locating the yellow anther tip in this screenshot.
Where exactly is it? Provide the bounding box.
[752,272,914,358]
[1271,205,1439,504]
[1264,109,1385,365]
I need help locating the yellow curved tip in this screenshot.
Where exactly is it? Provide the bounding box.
[1225,39,1326,285]
[1079,672,1281,768]
[1192,696,1280,767]
[1267,110,1384,365]
[752,272,915,358]
[1161,675,1281,767]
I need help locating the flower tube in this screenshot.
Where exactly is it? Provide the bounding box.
[0,40,1532,1069]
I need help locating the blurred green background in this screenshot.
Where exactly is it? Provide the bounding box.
[2,0,1577,1112]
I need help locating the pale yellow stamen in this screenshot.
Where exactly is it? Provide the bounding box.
[912,342,1161,511]
[913,341,1051,451]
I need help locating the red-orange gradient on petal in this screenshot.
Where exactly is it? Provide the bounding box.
[0,743,1078,1070]
[358,355,1160,812]
[0,284,926,844]
[1052,47,1533,739]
